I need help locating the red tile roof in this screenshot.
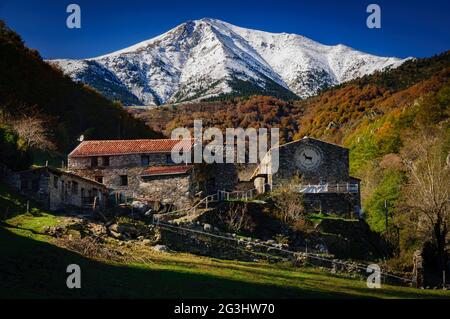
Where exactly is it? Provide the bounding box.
[141,165,193,176]
[69,139,194,157]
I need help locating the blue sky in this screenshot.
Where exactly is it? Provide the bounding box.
[0,0,449,59]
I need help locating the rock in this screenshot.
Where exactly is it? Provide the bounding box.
[152,244,169,253]
[266,240,276,245]
[109,223,119,232]
[144,210,153,216]
[90,224,107,236]
[131,200,150,214]
[109,230,122,240]
[109,222,149,239]
[203,224,212,232]
[316,244,328,253]
[142,239,152,246]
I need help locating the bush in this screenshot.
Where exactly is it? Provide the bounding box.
[0,123,32,170]
[364,169,406,233]
[269,182,306,224]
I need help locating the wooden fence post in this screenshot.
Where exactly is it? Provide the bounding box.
[93,196,97,212]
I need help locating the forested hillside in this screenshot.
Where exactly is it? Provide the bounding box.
[0,20,161,169]
[140,51,450,271]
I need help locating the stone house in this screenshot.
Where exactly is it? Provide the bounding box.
[252,137,361,215]
[15,166,107,211]
[67,138,237,210]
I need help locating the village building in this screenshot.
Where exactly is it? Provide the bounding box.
[14,166,107,211]
[252,137,361,215]
[67,138,237,210]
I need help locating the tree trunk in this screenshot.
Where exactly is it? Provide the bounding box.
[433,218,448,273]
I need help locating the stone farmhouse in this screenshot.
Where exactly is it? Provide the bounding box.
[67,138,237,210]
[252,137,361,215]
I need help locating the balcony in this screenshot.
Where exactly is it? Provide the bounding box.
[297,183,359,194]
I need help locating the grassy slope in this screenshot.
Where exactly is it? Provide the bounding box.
[1,184,449,299]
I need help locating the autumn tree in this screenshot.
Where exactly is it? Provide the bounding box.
[220,202,253,233]
[270,179,306,224]
[11,114,56,151]
[400,130,450,273]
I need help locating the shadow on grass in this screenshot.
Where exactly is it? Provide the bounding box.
[0,227,356,299]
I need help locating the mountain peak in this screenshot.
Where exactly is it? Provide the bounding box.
[49,20,409,106]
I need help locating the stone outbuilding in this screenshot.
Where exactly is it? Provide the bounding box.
[15,166,107,211]
[252,137,361,216]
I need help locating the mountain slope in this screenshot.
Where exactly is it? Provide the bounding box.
[50,18,408,106]
[0,20,161,154]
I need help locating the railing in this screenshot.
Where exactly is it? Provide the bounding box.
[297,183,359,194]
[155,185,268,221]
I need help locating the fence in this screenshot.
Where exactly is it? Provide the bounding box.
[152,217,412,286]
[297,183,359,194]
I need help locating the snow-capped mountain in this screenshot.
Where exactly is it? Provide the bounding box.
[49,18,409,106]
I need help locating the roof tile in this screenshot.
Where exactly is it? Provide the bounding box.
[69,139,194,157]
[141,165,193,176]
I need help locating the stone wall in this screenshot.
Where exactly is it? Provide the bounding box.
[214,163,239,192]
[304,193,361,215]
[140,173,195,209]
[68,153,171,170]
[273,138,349,186]
[0,163,20,189]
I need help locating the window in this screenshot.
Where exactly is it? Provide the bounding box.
[72,181,78,194]
[96,176,103,184]
[141,155,150,166]
[102,156,110,167]
[53,176,58,189]
[166,154,174,164]
[20,179,27,190]
[32,179,39,191]
[120,175,128,186]
[91,157,98,167]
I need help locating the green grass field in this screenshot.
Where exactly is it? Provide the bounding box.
[1,183,449,299]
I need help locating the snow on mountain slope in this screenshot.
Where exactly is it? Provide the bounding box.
[49,18,409,106]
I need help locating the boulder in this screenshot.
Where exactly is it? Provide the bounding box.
[109,230,122,240]
[131,200,150,214]
[152,244,170,253]
[142,239,152,246]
